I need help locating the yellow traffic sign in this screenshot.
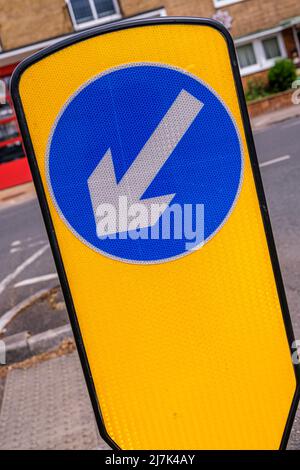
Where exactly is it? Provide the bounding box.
[11,18,299,449]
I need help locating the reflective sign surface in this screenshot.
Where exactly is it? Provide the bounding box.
[12,19,299,449]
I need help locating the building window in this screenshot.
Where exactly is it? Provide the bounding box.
[94,0,117,18]
[237,43,257,68]
[213,0,244,8]
[129,8,167,21]
[67,0,121,29]
[262,37,281,60]
[70,0,93,24]
[236,33,286,76]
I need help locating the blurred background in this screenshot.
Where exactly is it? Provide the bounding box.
[0,0,300,450]
[0,1,300,191]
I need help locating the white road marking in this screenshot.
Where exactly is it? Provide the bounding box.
[14,273,58,288]
[9,239,47,254]
[28,240,47,248]
[0,287,54,334]
[10,247,22,254]
[0,245,49,296]
[259,155,291,168]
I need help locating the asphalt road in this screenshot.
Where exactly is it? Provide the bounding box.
[0,116,299,340]
[254,116,300,340]
[0,196,61,335]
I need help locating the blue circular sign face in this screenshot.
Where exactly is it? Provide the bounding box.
[47,63,242,264]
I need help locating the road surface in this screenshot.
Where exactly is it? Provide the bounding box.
[255,116,300,340]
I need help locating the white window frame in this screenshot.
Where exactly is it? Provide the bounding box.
[127,8,167,21]
[213,0,244,8]
[236,32,287,77]
[66,0,121,30]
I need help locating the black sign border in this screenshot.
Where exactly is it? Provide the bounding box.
[10,17,300,450]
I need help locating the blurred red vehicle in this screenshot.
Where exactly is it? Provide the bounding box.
[0,64,32,190]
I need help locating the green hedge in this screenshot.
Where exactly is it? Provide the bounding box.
[245,59,297,102]
[268,59,297,93]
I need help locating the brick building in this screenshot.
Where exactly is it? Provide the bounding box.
[0,0,299,188]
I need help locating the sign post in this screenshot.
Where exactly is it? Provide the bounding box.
[11,18,299,450]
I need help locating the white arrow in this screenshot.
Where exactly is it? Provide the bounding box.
[88,89,203,236]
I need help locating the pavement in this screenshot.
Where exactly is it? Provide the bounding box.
[0,103,299,449]
[0,348,298,450]
[0,181,35,208]
[251,103,300,131]
[0,350,110,450]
